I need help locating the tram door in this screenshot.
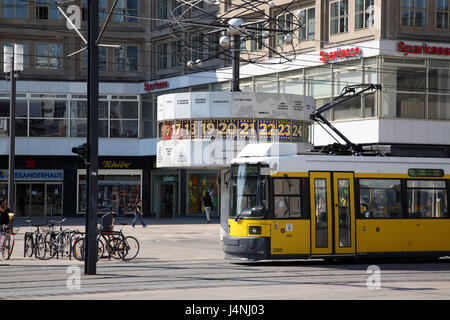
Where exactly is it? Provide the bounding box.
[332,173,356,254]
[310,172,356,255]
[310,172,333,255]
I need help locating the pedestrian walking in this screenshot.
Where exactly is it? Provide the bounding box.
[132,200,146,228]
[0,198,10,227]
[202,190,212,223]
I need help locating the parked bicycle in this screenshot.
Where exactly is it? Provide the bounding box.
[24,220,52,260]
[44,218,76,259]
[72,223,139,262]
[0,213,16,260]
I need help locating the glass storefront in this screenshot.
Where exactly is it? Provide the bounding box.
[0,169,64,217]
[77,169,142,215]
[187,171,219,216]
[0,93,139,138]
[152,172,179,218]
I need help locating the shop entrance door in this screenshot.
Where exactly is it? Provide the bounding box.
[159,183,174,218]
[16,184,30,217]
[15,183,63,217]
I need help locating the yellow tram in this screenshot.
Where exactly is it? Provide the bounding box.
[223,143,450,261]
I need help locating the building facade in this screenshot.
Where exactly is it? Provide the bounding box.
[0,0,154,218]
[1,0,449,218]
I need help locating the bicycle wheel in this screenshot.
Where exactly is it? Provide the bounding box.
[3,235,12,260]
[59,232,72,258]
[24,233,34,258]
[72,237,104,262]
[123,236,140,261]
[106,235,125,260]
[36,235,52,260]
[72,238,85,261]
[44,231,57,259]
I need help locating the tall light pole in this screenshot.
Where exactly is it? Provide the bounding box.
[3,44,23,212]
[57,0,121,275]
[85,0,99,275]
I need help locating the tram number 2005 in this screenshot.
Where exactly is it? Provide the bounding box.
[272,248,283,253]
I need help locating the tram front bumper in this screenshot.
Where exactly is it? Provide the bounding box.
[223,236,269,260]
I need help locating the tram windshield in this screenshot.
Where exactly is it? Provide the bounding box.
[230,163,269,219]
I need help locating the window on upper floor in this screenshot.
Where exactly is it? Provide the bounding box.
[2,0,27,18]
[157,0,168,19]
[156,43,168,70]
[81,46,107,71]
[82,0,107,21]
[224,0,232,11]
[36,0,61,20]
[299,7,315,41]
[2,43,29,71]
[170,40,182,68]
[330,0,348,35]
[191,34,204,61]
[436,0,450,28]
[36,43,62,70]
[114,45,138,71]
[276,12,293,46]
[114,0,138,23]
[250,22,265,51]
[355,0,375,30]
[401,0,427,27]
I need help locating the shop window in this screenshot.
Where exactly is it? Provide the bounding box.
[273,178,302,218]
[330,0,348,35]
[396,93,425,118]
[78,171,142,215]
[429,67,450,94]
[188,173,219,215]
[428,95,450,120]
[279,70,305,95]
[306,67,332,98]
[401,0,427,27]
[2,0,27,19]
[407,180,448,218]
[359,179,402,218]
[436,0,449,28]
[355,0,374,29]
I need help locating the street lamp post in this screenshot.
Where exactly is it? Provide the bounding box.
[4,44,23,212]
[85,0,99,275]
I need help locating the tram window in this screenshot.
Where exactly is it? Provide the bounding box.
[273,178,302,218]
[359,179,402,218]
[407,180,448,218]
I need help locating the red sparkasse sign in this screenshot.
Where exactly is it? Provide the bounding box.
[144,81,169,92]
[397,41,450,56]
[319,47,361,63]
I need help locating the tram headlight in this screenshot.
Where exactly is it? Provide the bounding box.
[249,226,262,235]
